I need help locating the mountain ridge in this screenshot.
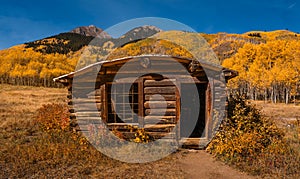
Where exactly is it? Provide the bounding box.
[0,25,299,88]
[70,25,111,39]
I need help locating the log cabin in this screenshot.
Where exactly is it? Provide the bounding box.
[54,55,237,149]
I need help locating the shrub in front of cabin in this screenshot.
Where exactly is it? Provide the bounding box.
[207,95,300,176]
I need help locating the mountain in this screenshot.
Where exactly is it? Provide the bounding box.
[79,25,163,67]
[23,25,162,55]
[24,32,95,54]
[118,25,162,45]
[23,25,113,54]
[0,25,299,90]
[70,25,111,39]
[87,25,162,48]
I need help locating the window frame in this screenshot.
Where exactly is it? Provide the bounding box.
[104,81,140,124]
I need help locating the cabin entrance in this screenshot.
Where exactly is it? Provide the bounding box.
[180,83,206,138]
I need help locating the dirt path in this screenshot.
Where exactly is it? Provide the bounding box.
[178,150,259,179]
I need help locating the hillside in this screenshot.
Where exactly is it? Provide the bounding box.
[0,26,299,103]
[24,33,95,54]
[222,31,300,103]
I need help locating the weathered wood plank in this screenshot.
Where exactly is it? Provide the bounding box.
[144,124,176,128]
[144,101,176,108]
[145,108,176,116]
[144,87,176,94]
[179,138,208,149]
[106,123,139,130]
[72,98,101,103]
[144,116,176,124]
[73,103,102,111]
[144,79,176,87]
[71,112,101,117]
[144,124,176,132]
[87,96,101,100]
[144,94,176,101]
[105,68,187,75]
[147,132,176,139]
[107,131,176,140]
[76,117,102,125]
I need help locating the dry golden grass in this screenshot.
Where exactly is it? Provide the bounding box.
[2,84,300,178]
[252,100,300,131]
[0,84,184,178]
[0,84,67,127]
[249,101,300,178]
[253,100,300,119]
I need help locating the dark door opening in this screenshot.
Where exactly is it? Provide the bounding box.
[180,83,206,138]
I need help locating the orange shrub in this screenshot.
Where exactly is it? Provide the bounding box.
[206,94,300,176]
[36,103,70,132]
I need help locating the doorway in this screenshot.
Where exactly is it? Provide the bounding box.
[180,83,206,138]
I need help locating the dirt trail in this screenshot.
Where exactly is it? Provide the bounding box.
[179,150,259,179]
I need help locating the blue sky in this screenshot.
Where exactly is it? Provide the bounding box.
[0,0,299,49]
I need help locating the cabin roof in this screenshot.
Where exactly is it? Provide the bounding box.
[53,55,238,84]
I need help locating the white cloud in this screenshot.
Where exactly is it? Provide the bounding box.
[288,3,296,9]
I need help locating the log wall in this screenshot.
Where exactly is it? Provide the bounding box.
[62,57,229,148]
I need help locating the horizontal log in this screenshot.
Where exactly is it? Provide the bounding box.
[144,101,176,108]
[103,57,189,66]
[76,117,102,125]
[145,108,176,116]
[105,68,187,75]
[70,87,99,92]
[70,101,101,106]
[145,132,176,139]
[105,131,176,140]
[144,79,176,87]
[105,123,176,131]
[144,124,176,132]
[144,116,176,124]
[73,103,102,111]
[179,138,209,149]
[107,123,139,130]
[71,92,95,98]
[144,94,176,101]
[108,62,187,69]
[72,98,101,103]
[144,124,176,128]
[70,112,101,117]
[144,87,176,94]
[178,77,208,84]
[87,95,101,100]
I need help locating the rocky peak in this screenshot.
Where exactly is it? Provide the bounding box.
[70,25,111,39]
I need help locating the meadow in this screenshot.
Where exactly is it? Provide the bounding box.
[1,84,300,178]
[0,84,183,178]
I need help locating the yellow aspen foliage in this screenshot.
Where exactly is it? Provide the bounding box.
[223,38,300,103]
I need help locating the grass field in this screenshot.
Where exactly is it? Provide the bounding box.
[253,100,300,119]
[0,84,184,178]
[1,84,300,178]
[255,100,300,165]
[0,84,67,127]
